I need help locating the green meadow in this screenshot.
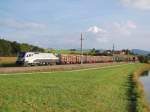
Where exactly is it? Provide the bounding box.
[45,49,81,54]
[0,64,146,112]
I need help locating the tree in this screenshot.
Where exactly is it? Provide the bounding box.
[90,48,96,55]
[11,41,21,55]
[31,46,44,52]
[0,39,45,56]
[138,55,149,63]
[0,39,12,56]
[20,43,31,52]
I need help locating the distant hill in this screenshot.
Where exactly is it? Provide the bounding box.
[0,39,44,56]
[131,49,150,55]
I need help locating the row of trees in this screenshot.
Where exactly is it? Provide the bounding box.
[138,55,150,63]
[0,39,44,56]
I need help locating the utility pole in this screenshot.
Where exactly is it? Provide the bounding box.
[112,43,115,62]
[112,43,115,54]
[80,33,84,64]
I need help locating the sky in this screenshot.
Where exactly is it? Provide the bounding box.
[0,0,150,50]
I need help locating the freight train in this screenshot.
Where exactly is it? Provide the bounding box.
[16,52,138,66]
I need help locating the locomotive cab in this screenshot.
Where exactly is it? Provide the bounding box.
[16,52,59,66]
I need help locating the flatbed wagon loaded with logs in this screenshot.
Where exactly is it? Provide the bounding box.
[16,52,138,66]
[58,54,113,64]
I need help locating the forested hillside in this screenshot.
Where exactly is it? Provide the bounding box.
[0,39,44,56]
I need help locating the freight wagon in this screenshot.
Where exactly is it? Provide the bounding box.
[113,55,138,62]
[58,54,113,64]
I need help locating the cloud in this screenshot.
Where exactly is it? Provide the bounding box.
[121,0,150,10]
[112,20,137,35]
[87,26,106,34]
[86,26,109,44]
[87,20,137,37]
[0,19,47,30]
[0,18,139,49]
[126,20,137,29]
[86,20,137,45]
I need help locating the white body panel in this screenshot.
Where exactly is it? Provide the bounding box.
[16,52,59,65]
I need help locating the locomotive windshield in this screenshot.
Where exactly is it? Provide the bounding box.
[18,52,25,58]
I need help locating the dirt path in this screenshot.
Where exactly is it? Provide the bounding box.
[0,62,129,74]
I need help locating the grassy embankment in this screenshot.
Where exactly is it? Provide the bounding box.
[45,49,81,54]
[131,64,150,112]
[0,63,149,112]
[0,57,17,67]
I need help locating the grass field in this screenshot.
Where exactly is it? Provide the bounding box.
[45,49,81,54]
[0,57,17,67]
[0,63,146,112]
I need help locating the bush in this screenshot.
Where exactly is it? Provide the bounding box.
[138,55,149,63]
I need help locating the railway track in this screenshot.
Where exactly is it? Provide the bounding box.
[0,62,129,74]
